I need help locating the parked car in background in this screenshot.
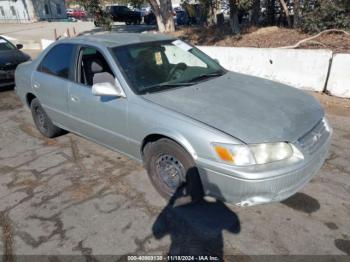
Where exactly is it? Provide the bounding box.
[144,11,156,25]
[0,36,30,89]
[176,10,190,25]
[106,5,141,25]
[67,9,87,20]
[15,33,331,207]
[66,8,74,17]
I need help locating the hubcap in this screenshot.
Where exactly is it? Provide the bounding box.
[35,107,48,131]
[155,154,185,193]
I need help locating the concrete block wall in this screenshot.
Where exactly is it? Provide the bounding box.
[326,54,350,98]
[198,46,349,99]
[198,46,333,92]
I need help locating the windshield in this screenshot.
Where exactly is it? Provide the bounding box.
[0,37,16,51]
[111,40,225,94]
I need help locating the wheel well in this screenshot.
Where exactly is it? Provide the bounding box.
[141,134,168,157]
[141,134,196,162]
[26,93,36,107]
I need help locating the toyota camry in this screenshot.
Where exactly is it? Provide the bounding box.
[15,33,332,206]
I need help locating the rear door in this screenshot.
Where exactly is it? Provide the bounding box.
[66,45,131,155]
[33,43,76,128]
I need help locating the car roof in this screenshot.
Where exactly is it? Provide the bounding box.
[61,32,176,48]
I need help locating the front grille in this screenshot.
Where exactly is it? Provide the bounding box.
[297,118,330,154]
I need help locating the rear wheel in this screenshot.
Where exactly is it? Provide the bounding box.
[30,98,64,138]
[144,138,203,204]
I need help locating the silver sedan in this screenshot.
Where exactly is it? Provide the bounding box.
[15,33,332,206]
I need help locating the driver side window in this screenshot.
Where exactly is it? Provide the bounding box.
[77,47,115,87]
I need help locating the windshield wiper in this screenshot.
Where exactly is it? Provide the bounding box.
[187,71,224,83]
[140,82,195,94]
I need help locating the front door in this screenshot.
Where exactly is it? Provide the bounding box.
[67,46,130,155]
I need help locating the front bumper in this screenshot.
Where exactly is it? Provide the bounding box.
[196,124,332,206]
[0,70,15,88]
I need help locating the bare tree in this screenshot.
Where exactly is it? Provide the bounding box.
[293,0,300,27]
[228,0,252,34]
[229,0,240,34]
[207,0,219,26]
[147,0,175,32]
[278,0,291,26]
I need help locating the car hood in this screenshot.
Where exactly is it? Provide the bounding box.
[0,50,30,66]
[143,72,324,144]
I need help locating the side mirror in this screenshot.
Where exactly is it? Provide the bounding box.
[92,82,125,97]
[214,58,220,65]
[92,72,126,98]
[16,44,23,50]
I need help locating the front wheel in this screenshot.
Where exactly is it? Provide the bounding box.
[30,98,65,138]
[144,138,203,204]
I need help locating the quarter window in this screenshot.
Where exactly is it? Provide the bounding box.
[38,44,74,79]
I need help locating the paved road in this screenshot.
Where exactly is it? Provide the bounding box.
[0,89,350,258]
[0,21,156,44]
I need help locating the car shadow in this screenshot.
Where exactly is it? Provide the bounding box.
[152,168,240,259]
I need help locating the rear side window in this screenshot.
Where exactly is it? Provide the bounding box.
[38,44,74,80]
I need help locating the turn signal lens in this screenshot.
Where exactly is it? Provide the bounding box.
[214,145,234,163]
[212,143,255,166]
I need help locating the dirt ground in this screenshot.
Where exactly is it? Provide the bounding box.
[172,26,350,53]
[312,92,350,117]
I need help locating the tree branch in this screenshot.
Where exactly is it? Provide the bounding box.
[279,29,350,49]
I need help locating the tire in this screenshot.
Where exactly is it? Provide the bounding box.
[144,138,203,204]
[30,98,64,138]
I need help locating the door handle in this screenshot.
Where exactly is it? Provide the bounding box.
[70,96,79,102]
[33,83,40,89]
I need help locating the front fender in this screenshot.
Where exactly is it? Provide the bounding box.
[143,127,198,160]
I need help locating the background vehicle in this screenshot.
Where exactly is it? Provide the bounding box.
[176,10,190,25]
[0,36,30,89]
[66,8,74,17]
[144,11,156,25]
[67,9,87,20]
[106,5,141,25]
[15,33,331,207]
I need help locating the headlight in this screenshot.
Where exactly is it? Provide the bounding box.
[212,142,294,166]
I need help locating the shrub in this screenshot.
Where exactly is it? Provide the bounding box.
[300,0,350,33]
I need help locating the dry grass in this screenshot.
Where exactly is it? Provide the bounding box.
[170,25,350,52]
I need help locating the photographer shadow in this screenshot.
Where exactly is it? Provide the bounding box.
[152,168,240,259]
